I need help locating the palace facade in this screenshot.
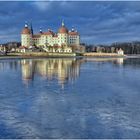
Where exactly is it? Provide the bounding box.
[21,21,80,52]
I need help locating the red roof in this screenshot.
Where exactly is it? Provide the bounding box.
[53,34,58,37]
[21,27,31,34]
[43,30,54,35]
[68,31,78,35]
[33,34,41,38]
[58,26,68,34]
[19,46,27,49]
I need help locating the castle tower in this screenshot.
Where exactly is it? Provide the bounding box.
[58,20,69,46]
[21,22,32,47]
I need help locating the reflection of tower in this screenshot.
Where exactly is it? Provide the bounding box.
[36,60,48,79]
[57,59,67,86]
[21,59,35,85]
[56,59,76,87]
[47,59,55,80]
[69,59,81,82]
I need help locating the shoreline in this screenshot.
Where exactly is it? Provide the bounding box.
[0,55,82,60]
[0,52,134,60]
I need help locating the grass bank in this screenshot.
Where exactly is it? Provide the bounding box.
[0,52,126,60]
[8,52,77,58]
[83,52,126,57]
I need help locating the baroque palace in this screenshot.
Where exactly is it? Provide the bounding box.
[21,21,80,53]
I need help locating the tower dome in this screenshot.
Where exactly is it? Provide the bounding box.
[58,21,68,34]
[21,23,31,34]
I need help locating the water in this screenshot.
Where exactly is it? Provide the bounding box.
[0,57,140,138]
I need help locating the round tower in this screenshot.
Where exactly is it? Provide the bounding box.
[21,23,32,47]
[58,20,69,46]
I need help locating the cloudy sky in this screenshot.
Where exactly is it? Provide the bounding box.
[0,1,140,44]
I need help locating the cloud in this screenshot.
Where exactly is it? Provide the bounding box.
[33,1,52,11]
[0,1,140,44]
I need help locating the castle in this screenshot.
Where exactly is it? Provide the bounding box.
[21,21,80,53]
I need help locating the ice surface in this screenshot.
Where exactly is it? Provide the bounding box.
[0,58,139,138]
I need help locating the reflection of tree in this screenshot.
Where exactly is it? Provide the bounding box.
[0,60,19,71]
[123,58,140,68]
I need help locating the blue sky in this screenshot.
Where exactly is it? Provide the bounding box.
[1,1,140,44]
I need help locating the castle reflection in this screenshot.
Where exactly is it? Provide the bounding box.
[21,58,84,86]
[0,57,127,87]
[21,58,125,86]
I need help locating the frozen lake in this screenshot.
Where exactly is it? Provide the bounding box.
[0,57,140,138]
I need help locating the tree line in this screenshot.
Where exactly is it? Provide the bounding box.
[85,41,140,54]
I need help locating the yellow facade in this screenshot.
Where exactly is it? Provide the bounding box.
[21,22,80,52]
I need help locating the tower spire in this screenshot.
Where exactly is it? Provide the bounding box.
[62,20,65,26]
[30,22,33,35]
[25,21,28,28]
[40,27,42,33]
[72,26,75,31]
